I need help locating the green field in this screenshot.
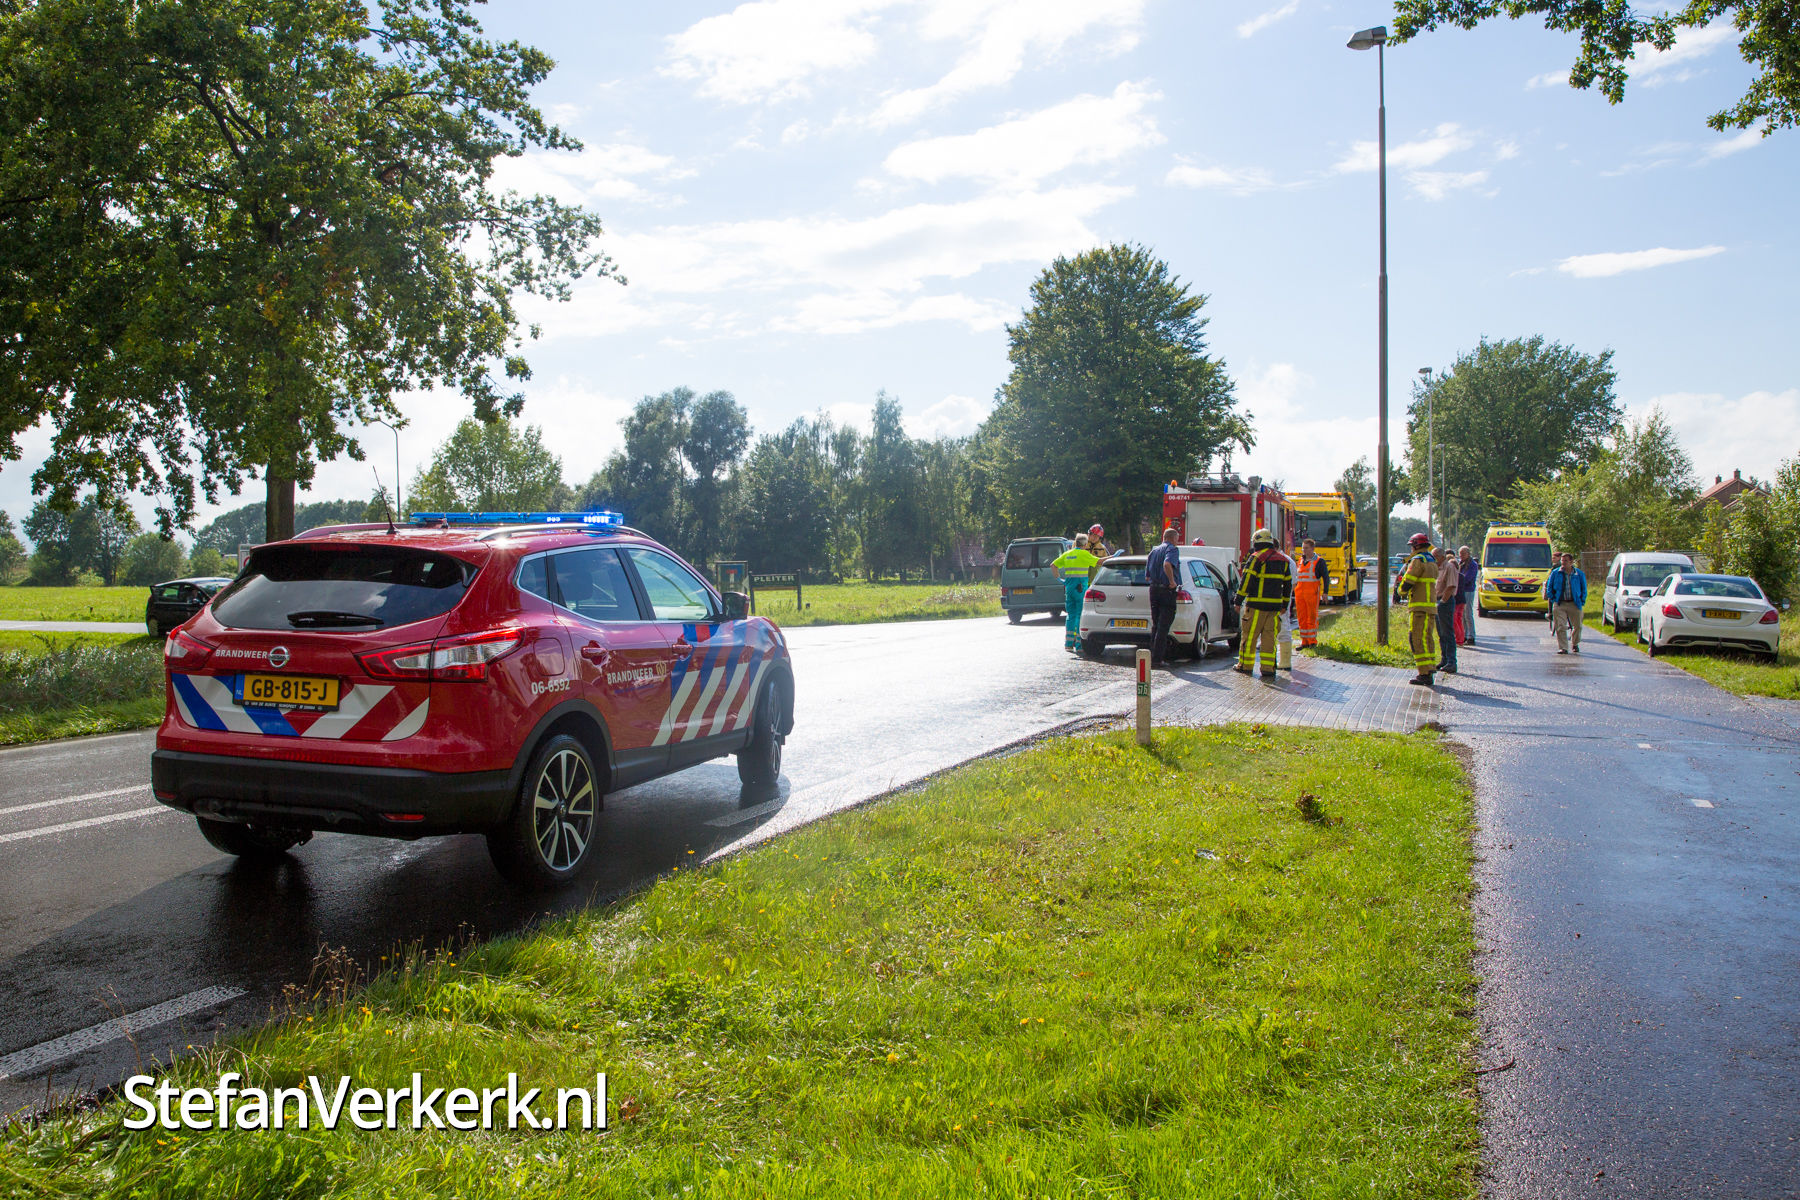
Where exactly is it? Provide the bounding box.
[0,581,1003,630]
[0,632,164,745]
[747,579,1000,627]
[1588,608,1800,701]
[1304,602,1415,670]
[0,585,146,623]
[2,724,1478,1200]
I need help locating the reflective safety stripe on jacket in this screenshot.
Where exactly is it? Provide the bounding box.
[1293,556,1324,595]
[1402,553,1437,609]
[1237,548,1294,611]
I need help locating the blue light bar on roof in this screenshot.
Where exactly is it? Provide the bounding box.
[409,511,624,527]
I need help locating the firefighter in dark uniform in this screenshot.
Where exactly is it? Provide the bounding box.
[1235,527,1294,676]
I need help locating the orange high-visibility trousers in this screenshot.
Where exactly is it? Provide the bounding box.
[1294,581,1320,646]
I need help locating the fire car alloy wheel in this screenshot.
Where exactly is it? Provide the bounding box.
[489,734,600,886]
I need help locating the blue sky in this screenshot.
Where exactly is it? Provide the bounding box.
[5,0,1796,535]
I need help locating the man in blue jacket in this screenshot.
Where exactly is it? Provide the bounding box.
[1544,551,1587,654]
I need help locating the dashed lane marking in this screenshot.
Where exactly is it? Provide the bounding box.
[0,784,148,818]
[1690,798,1717,808]
[0,806,175,846]
[0,986,247,1080]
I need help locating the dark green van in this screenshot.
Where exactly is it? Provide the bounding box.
[1000,537,1073,624]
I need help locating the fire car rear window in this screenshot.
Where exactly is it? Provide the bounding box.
[211,545,476,631]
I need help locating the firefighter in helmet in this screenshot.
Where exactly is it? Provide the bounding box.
[1235,527,1294,676]
[1086,524,1110,581]
[1396,531,1438,685]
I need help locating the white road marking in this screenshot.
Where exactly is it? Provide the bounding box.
[0,784,147,817]
[705,798,785,828]
[1638,743,1654,750]
[0,986,247,1080]
[1690,798,1716,809]
[0,806,175,846]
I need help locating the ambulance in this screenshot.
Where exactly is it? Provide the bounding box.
[1475,522,1554,616]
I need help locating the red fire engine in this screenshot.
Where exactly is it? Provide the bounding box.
[1161,473,1295,555]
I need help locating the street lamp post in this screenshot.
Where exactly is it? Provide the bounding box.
[1419,366,1434,541]
[1348,24,1390,643]
[373,419,402,519]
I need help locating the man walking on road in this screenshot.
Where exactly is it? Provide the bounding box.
[1147,527,1182,667]
[1435,547,1460,675]
[1397,531,1438,686]
[1545,551,1587,654]
[1235,527,1293,676]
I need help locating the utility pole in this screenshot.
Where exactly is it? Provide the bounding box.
[1419,367,1434,541]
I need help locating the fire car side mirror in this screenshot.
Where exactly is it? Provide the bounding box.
[722,591,750,620]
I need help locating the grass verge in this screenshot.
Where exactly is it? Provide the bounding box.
[0,585,145,623]
[1587,609,1800,701]
[1304,602,1415,670]
[754,579,1000,628]
[1,725,1478,1199]
[0,633,165,746]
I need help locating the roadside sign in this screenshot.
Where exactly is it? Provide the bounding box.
[714,560,748,592]
[749,571,803,615]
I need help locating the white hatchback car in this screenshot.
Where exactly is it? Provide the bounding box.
[1602,551,1694,631]
[1637,573,1782,659]
[1078,546,1239,660]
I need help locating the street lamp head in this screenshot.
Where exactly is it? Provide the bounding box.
[1418,367,1432,378]
[1347,25,1387,50]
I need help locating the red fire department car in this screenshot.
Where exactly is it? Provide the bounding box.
[151,512,795,888]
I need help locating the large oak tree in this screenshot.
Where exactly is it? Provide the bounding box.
[0,0,612,540]
[973,245,1249,551]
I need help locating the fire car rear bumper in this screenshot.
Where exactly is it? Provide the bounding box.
[151,750,514,838]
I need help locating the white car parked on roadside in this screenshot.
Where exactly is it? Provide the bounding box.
[1602,551,1694,631]
[1077,545,1241,660]
[1637,573,1782,659]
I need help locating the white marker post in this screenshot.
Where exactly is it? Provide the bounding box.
[1135,648,1152,746]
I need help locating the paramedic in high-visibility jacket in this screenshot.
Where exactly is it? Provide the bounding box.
[1396,531,1439,686]
[1235,528,1294,676]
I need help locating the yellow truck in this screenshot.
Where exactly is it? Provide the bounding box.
[1286,492,1361,604]
[1476,522,1553,616]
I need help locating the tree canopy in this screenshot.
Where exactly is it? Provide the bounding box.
[1509,409,1700,553]
[1393,0,1796,134]
[1407,336,1620,546]
[973,244,1249,551]
[0,0,611,539]
[410,418,569,514]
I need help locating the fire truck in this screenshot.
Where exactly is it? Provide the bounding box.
[1161,473,1295,557]
[1286,491,1361,604]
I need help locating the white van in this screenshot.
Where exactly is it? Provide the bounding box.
[1602,551,1696,630]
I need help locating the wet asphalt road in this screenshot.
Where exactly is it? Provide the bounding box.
[1446,612,1800,1198]
[0,613,1168,1114]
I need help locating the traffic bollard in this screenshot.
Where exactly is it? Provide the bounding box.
[1135,648,1152,746]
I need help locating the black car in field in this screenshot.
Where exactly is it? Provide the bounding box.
[144,576,235,636]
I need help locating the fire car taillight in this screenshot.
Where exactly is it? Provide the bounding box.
[429,628,523,680]
[164,629,214,668]
[1086,589,1105,602]
[359,628,523,682]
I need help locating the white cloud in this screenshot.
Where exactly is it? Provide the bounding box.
[1628,390,1800,487]
[1634,21,1739,78]
[1494,139,1521,161]
[526,184,1127,342]
[1335,123,1475,173]
[1525,70,1569,90]
[1165,161,1275,195]
[1556,245,1726,277]
[491,143,688,206]
[1237,0,1298,38]
[908,393,992,438]
[663,0,890,104]
[1408,169,1491,201]
[883,82,1163,186]
[870,0,1145,126]
[1703,128,1765,159]
[1234,364,1376,490]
